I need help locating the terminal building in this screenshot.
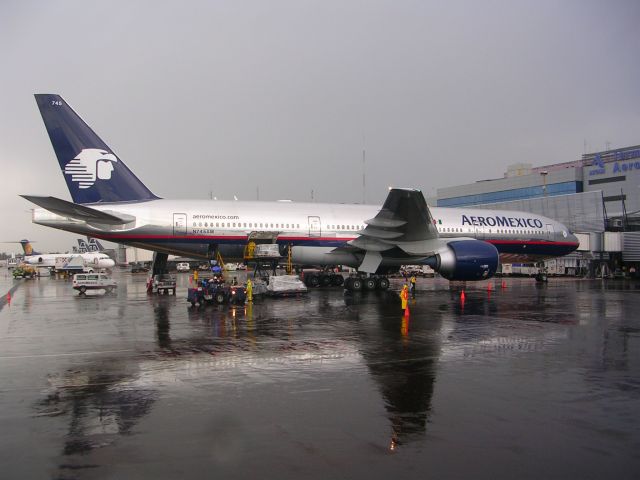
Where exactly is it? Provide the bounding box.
[435,144,640,277]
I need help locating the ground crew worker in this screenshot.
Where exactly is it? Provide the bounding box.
[246,278,253,302]
[400,284,409,312]
[193,269,199,282]
[410,275,416,297]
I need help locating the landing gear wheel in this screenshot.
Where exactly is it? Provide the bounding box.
[215,292,226,304]
[320,274,332,287]
[306,274,320,288]
[331,274,344,287]
[376,278,390,290]
[350,278,363,291]
[364,278,377,290]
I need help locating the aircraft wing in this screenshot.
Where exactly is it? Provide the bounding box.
[348,188,441,272]
[21,195,135,225]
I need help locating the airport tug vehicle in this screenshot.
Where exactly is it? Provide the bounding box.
[187,276,246,307]
[147,274,177,295]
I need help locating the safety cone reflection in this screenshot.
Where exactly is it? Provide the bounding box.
[501,280,507,289]
[460,290,466,302]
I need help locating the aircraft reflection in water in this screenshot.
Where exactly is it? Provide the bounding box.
[32,292,450,471]
[34,359,157,472]
[346,291,442,449]
[32,278,586,472]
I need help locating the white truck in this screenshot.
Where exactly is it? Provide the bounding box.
[72,273,117,295]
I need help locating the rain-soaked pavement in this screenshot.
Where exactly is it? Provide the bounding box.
[0,269,639,479]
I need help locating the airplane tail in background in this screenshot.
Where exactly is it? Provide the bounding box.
[78,238,105,253]
[19,239,40,256]
[34,94,159,205]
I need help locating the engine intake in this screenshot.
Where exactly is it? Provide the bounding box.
[431,240,499,281]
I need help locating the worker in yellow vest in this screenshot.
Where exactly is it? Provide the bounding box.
[400,284,409,313]
[246,278,253,302]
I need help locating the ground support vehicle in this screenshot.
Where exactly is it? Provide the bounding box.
[12,265,37,279]
[130,263,150,273]
[72,273,117,295]
[147,274,177,295]
[187,281,246,307]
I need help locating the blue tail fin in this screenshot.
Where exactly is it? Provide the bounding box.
[19,239,40,256]
[34,94,159,204]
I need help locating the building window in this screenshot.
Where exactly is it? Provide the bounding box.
[588,176,625,186]
[603,194,626,202]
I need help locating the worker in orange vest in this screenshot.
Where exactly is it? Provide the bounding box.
[400,284,409,312]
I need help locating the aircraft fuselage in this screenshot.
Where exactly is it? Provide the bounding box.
[32,198,579,265]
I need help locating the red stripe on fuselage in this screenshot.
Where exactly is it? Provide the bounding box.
[89,233,578,249]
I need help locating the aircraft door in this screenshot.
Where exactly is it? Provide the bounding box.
[173,213,187,235]
[474,226,484,239]
[308,216,321,237]
[546,224,554,240]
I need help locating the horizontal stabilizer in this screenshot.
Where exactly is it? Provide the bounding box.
[21,195,134,225]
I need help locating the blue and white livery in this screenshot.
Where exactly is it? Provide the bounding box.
[22,94,579,281]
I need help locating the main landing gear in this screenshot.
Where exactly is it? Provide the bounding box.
[302,270,390,292]
[302,271,345,288]
[344,275,390,292]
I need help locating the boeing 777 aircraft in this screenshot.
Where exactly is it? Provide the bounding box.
[22,94,578,288]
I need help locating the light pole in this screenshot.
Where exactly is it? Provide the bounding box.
[540,170,548,197]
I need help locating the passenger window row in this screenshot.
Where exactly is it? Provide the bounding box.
[193,222,302,229]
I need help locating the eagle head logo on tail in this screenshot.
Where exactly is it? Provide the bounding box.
[64,148,118,189]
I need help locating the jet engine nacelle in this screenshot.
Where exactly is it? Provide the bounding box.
[433,240,499,281]
[290,246,358,267]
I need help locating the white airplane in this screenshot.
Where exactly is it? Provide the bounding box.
[18,239,115,270]
[21,94,578,289]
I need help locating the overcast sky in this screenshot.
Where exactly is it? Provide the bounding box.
[1,0,639,253]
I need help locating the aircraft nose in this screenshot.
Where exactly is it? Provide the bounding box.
[569,232,580,247]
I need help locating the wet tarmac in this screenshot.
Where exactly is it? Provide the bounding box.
[1,269,639,479]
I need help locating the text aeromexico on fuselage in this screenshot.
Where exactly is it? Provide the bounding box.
[22,94,579,281]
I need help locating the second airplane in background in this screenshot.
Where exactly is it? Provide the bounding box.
[19,239,115,270]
